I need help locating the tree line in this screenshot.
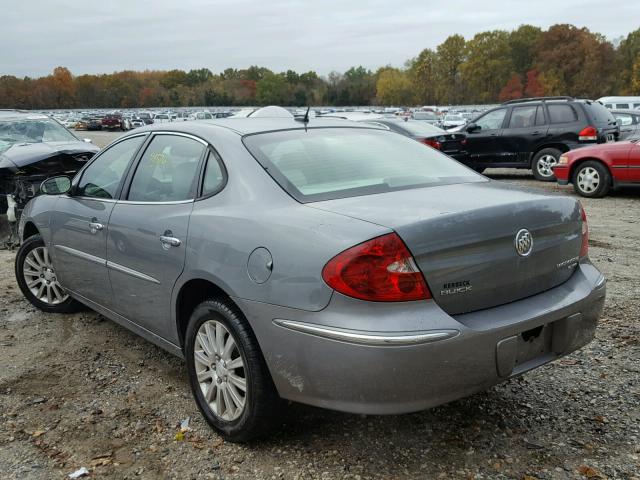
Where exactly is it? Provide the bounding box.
[1,24,639,109]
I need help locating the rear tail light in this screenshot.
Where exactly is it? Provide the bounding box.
[580,205,589,257]
[579,126,598,142]
[322,233,432,302]
[422,138,441,149]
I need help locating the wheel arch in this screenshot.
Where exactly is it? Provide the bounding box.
[568,157,613,185]
[530,144,570,166]
[175,277,244,351]
[22,221,40,241]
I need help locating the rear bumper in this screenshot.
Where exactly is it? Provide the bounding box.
[235,262,605,415]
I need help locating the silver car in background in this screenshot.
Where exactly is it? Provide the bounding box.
[15,118,606,441]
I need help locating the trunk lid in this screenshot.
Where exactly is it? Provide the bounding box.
[310,182,582,315]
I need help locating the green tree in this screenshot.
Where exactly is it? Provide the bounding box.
[509,25,543,76]
[617,29,640,94]
[408,48,438,105]
[461,31,513,103]
[435,34,467,104]
[375,68,414,106]
[255,72,290,105]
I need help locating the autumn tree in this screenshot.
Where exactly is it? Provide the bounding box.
[499,74,524,101]
[524,69,545,97]
[534,24,615,98]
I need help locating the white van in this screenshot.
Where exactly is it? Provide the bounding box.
[597,96,640,110]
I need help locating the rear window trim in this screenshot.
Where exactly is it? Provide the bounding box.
[242,126,484,204]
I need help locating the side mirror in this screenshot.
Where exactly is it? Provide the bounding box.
[466,122,480,133]
[40,176,71,195]
[83,138,92,143]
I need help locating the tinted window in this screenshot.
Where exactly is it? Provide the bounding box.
[508,106,537,128]
[77,136,145,199]
[475,109,506,130]
[586,102,616,125]
[616,103,630,109]
[128,135,204,202]
[547,104,578,123]
[535,106,546,126]
[634,103,640,109]
[202,151,226,196]
[243,128,482,203]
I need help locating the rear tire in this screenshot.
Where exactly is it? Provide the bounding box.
[185,299,281,442]
[15,235,82,313]
[572,160,611,198]
[532,148,562,181]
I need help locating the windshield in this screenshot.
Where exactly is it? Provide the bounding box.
[0,117,78,153]
[243,128,482,202]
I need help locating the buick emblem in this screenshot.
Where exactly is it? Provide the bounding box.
[515,229,533,257]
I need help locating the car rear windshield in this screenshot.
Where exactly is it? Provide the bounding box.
[243,127,483,203]
[387,120,444,136]
[586,101,616,126]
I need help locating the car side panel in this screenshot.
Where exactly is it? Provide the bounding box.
[629,143,640,182]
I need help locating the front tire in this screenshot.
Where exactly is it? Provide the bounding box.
[532,148,562,181]
[15,235,81,313]
[185,299,281,442]
[572,160,611,198]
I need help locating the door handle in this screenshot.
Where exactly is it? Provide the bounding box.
[89,220,103,234]
[159,235,181,248]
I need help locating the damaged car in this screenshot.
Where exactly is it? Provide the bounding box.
[0,110,99,246]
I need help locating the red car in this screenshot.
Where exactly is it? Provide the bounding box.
[553,139,640,197]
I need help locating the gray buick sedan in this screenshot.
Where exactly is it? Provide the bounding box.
[15,117,606,441]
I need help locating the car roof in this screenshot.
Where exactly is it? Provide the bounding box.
[611,109,640,114]
[133,117,377,136]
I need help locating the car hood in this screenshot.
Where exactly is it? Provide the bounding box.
[0,141,99,171]
[568,141,634,158]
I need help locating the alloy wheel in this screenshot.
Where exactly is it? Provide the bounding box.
[577,167,600,194]
[22,246,69,305]
[194,320,247,421]
[536,154,558,178]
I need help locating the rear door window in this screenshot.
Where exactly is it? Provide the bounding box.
[547,104,578,124]
[508,106,537,128]
[127,135,205,202]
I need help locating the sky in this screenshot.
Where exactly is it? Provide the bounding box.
[3,0,639,78]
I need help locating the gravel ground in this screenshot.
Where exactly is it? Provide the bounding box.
[1,131,639,479]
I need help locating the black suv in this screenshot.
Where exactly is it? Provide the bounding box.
[462,96,619,180]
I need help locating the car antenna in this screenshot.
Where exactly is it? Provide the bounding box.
[295,106,311,132]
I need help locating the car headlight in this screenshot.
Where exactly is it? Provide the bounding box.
[558,155,569,165]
